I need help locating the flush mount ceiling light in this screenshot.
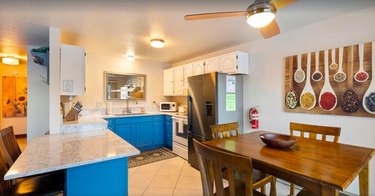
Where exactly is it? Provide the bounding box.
[184,0,297,39]
[150,39,165,48]
[2,57,19,65]
[246,2,276,28]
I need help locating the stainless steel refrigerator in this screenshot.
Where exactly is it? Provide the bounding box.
[187,72,243,168]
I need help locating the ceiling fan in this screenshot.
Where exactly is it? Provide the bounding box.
[184,0,297,39]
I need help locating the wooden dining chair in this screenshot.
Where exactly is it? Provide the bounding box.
[289,122,341,196]
[210,122,276,196]
[193,139,264,196]
[0,150,12,195]
[0,126,21,167]
[210,122,240,139]
[0,146,65,196]
[0,126,65,195]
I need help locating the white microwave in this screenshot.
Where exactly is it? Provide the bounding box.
[160,102,177,112]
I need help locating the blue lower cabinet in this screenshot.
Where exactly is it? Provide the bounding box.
[117,124,136,146]
[165,120,172,150]
[136,122,154,151]
[106,118,115,132]
[154,121,165,147]
[66,157,128,196]
[105,115,170,152]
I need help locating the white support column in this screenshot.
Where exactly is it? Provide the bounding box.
[49,27,61,134]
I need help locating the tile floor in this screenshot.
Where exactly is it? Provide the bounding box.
[128,156,294,196]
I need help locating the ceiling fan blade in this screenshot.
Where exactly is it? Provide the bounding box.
[271,0,297,9]
[184,11,246,21]
[259,20,280,39]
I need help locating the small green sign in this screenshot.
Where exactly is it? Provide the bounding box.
[226,93,236,111]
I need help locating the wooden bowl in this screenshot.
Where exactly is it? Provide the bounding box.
[260,133,296,148]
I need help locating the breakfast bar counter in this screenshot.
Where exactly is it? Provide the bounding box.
[5,129,140,195]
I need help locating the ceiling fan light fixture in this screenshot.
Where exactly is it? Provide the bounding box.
[2,56,19,65]
[246,6,276,28]
[150,39,165,48]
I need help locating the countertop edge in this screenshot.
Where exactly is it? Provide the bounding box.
[4,149,140,180]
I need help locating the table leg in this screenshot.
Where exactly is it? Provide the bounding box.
[359,163,369,196]
[321,186,338,196]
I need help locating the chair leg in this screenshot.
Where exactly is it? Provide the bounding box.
[261,185,266,194]
[270,176,276,196]
[290,183,295,196]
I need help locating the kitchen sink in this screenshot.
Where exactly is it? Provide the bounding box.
[113,112,148,116]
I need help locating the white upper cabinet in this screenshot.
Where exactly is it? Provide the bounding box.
[61,44,86,96]
[183,64,194,95]
[163,51,249,96]
[193,61,205,75]
[173,66,184,96]
[219,51,249,74]
[163,68,174,96]
[204,57,220,73]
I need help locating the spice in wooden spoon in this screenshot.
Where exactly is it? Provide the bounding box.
[341,46,360,113]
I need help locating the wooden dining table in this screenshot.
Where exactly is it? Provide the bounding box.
[203,131,375,196]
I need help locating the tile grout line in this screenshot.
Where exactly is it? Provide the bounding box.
[141,160,165,196]
[171,159,187,196]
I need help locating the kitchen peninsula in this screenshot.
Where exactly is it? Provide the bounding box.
[4,129,140,195]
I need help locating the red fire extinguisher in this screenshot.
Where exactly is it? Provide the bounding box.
[249,107,259,129]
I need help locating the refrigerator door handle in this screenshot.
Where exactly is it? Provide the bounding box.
[187,95,192,132]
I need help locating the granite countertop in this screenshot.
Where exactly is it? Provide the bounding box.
[4,130,140,180]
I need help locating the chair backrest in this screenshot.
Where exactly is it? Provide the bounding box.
[0,148,11,195]
[193,139,254,196]
[0,126,21,167]
[210,122,240,139]
[290,122,341,143]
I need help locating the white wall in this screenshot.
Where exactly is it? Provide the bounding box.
[27,45,50,141]
[76,54,168,109]
[0,62,27,135]
[175,7,375,195]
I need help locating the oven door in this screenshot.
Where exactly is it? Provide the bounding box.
[172,142,188,160]
[172,117,188,146]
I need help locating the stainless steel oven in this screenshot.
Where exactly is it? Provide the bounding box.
[172,116,188,159]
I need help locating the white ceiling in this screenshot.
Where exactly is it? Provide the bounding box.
[0,0,374,64]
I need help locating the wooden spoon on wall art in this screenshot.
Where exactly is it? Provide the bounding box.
[285,56,298,109]
[329,48,338,70]
[363,42,375,114]
[312,51,323,82]
[294,54,305,83]
[334,47,346,83]
[341,46,360,113]
[319,50,337,111]
[354,43,369,83]
[300,53,316,110]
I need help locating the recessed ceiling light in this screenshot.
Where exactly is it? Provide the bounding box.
[126,54,135,61]
[150,39,165,48]
[2,57,19,65]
